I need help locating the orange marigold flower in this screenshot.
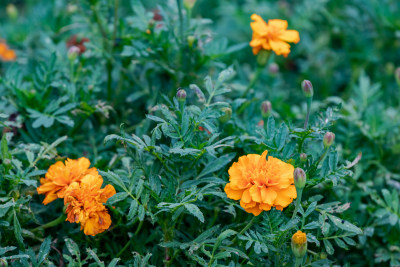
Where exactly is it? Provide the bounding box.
[250,14,300,57]
[0,41,17,61]
[224,150,297,216]
[37,157,98,205]
[64,174,116,236]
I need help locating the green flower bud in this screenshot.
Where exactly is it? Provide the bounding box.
[323,132,335,148]
[68,46,80,61]
[293,168,306,189]
[176,89,187,102]
[219,107,232,123]
[184,0,196,9]
[6,4,18,21]
[291,230,307,259]
[0,259,7,267]
[301,80,314,98]
[187,35,195,49]
[300,153,307,163]
[395,67,400,85]
[261,101,272,118]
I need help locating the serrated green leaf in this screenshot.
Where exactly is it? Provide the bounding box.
[184,203,204,223]
[327,214,362,234]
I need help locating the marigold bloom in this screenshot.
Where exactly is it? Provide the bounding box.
[64,174,116,236]
[37,157,98,205]
[0,42,16,61]
[224,150,297,216]
[250,14,300,57]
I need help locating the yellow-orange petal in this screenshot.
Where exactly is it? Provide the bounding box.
[274,185,297,208]
[268,19,288,30]
[42,191,58,205]
[250,14,269,35]
[249,185,262,202]
[99,184,116,203]
[241,188,252,203]
[243,205,263,216]
[279,30,300,43]
[252,46,261,55]
[269,39,291,57]
[224,183,244,200]
[259,203,272,211]
[261,187,277,205]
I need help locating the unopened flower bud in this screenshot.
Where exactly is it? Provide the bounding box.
[184,0,196,9]
[268,62,279,75]
[0,258,7,267]
[261,101,272,118]
[320,252,327,259]
[323,132,335,148]
[176,89,187,102]
[301,80,313,98]
[300,153,307,163]
[257,50,270,66]
[219,107,232,123]
[187,35,195,49]
[395,67,400,85]
[293,168,306,189]
[6,4,18,21]
[291,230,307,259]
[68,46,80,61]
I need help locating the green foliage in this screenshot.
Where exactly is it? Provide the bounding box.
[0,0,399,266]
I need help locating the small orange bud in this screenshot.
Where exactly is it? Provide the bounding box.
[291,230,307,258]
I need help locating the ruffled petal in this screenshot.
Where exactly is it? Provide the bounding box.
[279,30,300,43]
[268,19,288,30]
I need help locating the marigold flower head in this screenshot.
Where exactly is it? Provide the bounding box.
[37,157,98,205]
[0,41,16,61]
[250,14,300,57]
[64,174,116,236]
[224,150,297,216]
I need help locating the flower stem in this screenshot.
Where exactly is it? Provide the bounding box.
[292,188,303,219]
[32,213,67,232]
[232,216,257,244]
[294,257,303,267]
[241,66,263,98]
[303,97,312,129]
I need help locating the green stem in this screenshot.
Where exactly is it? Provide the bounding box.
[303,97,312,129]
[292,188,303,219]
[232,216,257,244]
[294,257,303,267]
[32,214,67,232]
[241,66,263,98]
[176,0,184,44]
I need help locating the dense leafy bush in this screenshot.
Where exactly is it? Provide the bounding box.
[0,0,399,266]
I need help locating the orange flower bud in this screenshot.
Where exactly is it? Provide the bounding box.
[291,230,307,258]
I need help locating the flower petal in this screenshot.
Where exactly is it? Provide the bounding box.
[279,30,300,43]
[224,183,244,200]
[268,19,288,30]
